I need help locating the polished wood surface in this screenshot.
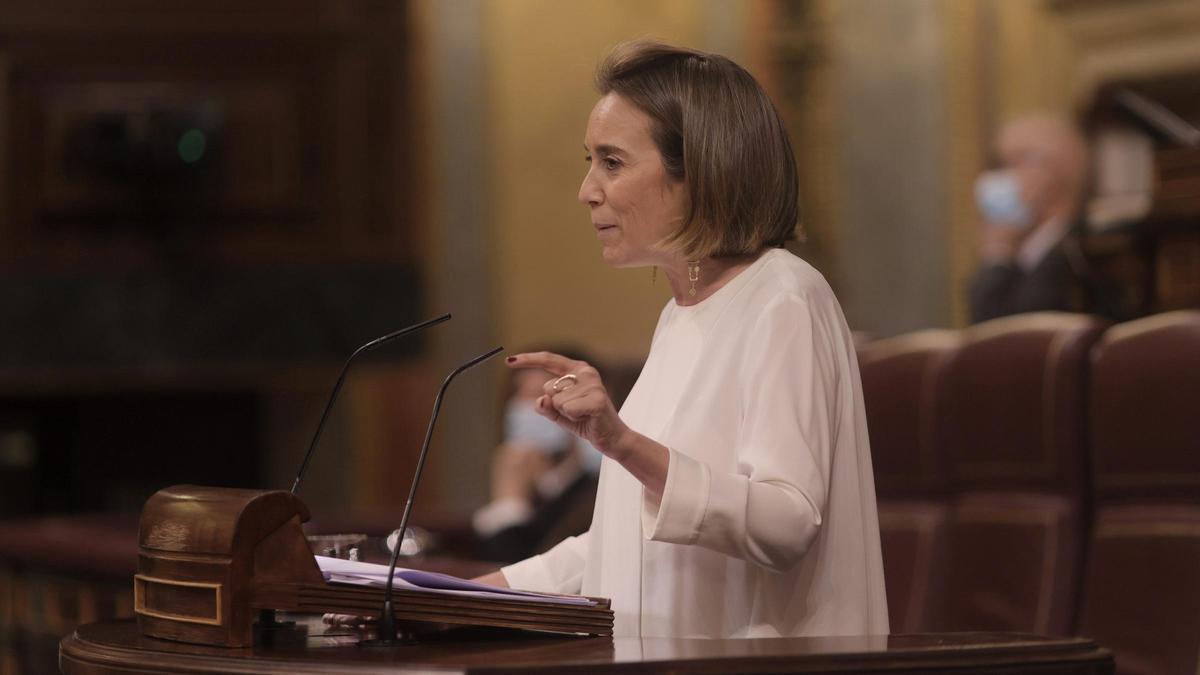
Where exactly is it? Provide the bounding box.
[61,618,1114,674]
[136,485,321,647]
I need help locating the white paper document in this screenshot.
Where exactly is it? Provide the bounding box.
[315,556,595,606]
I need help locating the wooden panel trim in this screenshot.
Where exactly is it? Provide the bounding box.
[133,574,222,626]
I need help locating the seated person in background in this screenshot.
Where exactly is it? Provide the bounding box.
[969,113,1108,322]
[472,348,605,564]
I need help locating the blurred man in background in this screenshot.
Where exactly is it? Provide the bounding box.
[471,349,605,563]
[969,114,1098,322]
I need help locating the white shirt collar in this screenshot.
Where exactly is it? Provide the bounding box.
[1017,217,1071,271]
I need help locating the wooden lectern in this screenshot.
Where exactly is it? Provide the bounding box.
[134,485,612,647]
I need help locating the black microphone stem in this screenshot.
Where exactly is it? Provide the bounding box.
[372,345,504,645]
[290,313,451,496]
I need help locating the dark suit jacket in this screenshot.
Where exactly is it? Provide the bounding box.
[969,235,1129,324]
[969,246,1075,323]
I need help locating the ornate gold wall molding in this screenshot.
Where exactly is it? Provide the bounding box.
[1050,0,1200,104]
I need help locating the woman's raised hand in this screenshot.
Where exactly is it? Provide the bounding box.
[505,352,631,460]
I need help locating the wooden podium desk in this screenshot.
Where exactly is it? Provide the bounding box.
[60,618,1113,674]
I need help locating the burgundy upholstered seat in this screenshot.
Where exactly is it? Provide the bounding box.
[859,329,957,633]
[930,312,1106,635]
[1078,310,1200,675]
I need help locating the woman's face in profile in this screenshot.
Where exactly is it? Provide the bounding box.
[579,92,688,268]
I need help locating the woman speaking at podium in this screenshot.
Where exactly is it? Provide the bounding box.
[481,41,888,639]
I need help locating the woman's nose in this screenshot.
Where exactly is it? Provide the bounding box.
[578,169,601,206]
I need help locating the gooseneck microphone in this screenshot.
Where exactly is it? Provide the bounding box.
[290,313,452,496]
[362,344,504,646]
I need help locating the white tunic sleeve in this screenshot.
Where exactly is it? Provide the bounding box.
[499,530,590,594]
[642,292,837,572]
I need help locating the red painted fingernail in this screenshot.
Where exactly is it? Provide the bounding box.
[505,356,517,363]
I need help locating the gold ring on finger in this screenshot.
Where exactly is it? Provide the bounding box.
[551,374,578,392]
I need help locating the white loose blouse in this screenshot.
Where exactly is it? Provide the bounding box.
[502,248,889,638]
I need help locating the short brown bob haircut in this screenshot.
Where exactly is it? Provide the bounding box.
[595,40,800,259]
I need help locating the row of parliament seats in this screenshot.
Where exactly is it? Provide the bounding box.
[859,310,1200,675]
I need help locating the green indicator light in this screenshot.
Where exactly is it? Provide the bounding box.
[178,129,207,164]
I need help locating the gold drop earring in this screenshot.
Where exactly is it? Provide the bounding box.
[687,260,700,297]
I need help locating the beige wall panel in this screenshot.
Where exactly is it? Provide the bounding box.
[942,0,987,327]
[832,0,952,336]
[993,0,1077,119]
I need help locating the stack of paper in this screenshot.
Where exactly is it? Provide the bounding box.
[315,556,596,606]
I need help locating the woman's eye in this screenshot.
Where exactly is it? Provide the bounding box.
[602,157,620,171]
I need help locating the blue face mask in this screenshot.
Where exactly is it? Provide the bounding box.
[975,170,1032,228]
[504,400,574,455]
